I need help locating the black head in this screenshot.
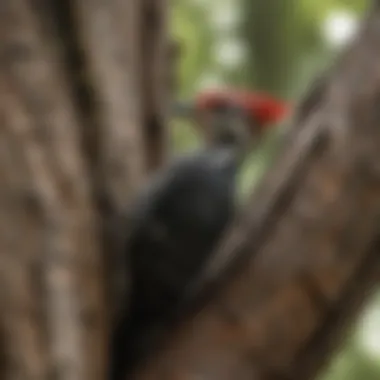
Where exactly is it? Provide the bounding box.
[195,99,262,154]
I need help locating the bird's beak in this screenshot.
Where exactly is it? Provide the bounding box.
[171,101,197,120]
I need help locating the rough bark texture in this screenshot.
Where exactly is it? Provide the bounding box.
[139,0,170,172]
[0,2,107,379]
[0,0,167,379]
[132,3,380,380]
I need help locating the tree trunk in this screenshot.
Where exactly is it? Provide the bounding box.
[139,0,170,172]
[241,0,299,97]
[0,0,167,379]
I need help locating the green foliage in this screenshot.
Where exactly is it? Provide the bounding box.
[170,2,213,97]
[321,336,380,380]
[169,119,200,153]
[237,126,283,201]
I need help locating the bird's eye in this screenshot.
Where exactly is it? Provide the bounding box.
[210,101,229,113]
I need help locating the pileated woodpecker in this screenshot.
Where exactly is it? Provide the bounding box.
[109,89,289,380]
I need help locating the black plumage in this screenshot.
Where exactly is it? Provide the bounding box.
[110,146,240,380]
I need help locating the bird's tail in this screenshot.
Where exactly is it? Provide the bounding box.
[109,310,167,380]
[109,311,144,380]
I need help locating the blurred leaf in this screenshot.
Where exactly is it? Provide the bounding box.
[171,1,213,97]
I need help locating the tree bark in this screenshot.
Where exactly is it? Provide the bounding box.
[139,0,170,172]
[132,3,380,380]
[0,0,167,379]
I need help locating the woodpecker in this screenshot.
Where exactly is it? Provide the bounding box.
[109,89,288,380]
